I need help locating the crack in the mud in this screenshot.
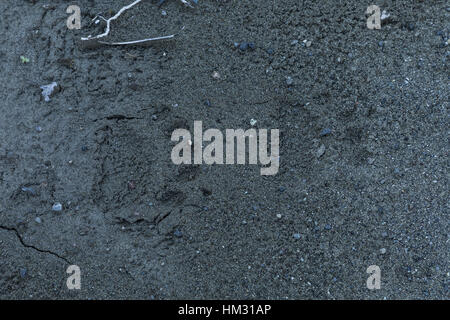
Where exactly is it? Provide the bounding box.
[0,225,71,265]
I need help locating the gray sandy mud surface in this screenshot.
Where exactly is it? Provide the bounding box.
[0,0,448,299]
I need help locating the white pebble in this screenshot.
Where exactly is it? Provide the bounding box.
[52,203,62,212]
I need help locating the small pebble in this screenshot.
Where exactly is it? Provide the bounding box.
[407,22,415,31]
[380,248,387,254]
[293,233,301,240]
[316,144,326,158]
[276,214,282,219]
[381,10,390,21]
[35,217,42,224]
[21,186,36,195]
[174,230,183,238]
[286,76,294,86]
[319,128,331,137]
[20,268,27,278]
[238,42,255,51]
[239,42,249,51]
[250,118,257,126]
[52,203,62,212]
[212,71,220,79]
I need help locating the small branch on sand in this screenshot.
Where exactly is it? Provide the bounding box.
[81,0,143,41]
[97,34,175,46]
[80,0,194,46]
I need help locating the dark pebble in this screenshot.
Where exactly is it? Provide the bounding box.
[174,230,183,238]
[239,42,255,51]
[20,268,27,278]
[127,181,136,190]
[407,22,415,31]
[81,146,88,152]
[239,42,249,51]
[319,128,332,137]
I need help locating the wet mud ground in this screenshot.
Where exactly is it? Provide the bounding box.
[0,0,448,299]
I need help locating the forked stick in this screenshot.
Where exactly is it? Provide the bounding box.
[80,0,194,45]
[81,0,143,41]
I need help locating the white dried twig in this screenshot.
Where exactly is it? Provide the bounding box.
[81,0,195,45]
[81,0,143,41]
[97,34,175,46]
